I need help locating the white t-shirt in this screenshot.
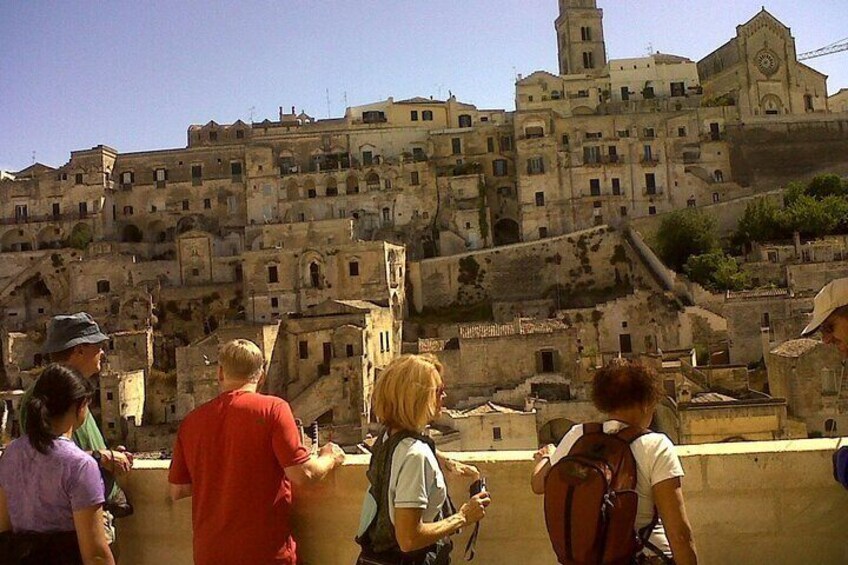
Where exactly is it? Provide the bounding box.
[357,435,448,537]
[549,420,684,555]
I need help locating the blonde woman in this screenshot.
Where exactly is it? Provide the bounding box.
[356,355,491,565]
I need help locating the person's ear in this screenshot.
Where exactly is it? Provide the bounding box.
[257,369,267,389]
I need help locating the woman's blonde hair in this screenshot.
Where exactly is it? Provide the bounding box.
[372,354,444,433]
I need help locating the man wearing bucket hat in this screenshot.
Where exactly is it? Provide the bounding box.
[800,279,848,491]
[19,313,134,547]
[800,277,848,357]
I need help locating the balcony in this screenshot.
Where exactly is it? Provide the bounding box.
[640,154,661,166]
[0,211,93,226]
[117,439,847,564]
[643,186,664,196]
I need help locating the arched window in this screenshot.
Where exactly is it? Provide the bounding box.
[826,419,838,434]
[326,177,338,197]
[309,262,321,288]
[346,175,359,194]
[714,170,724,182]
[366,173,380,191]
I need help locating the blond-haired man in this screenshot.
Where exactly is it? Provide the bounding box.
[169,339,344,565]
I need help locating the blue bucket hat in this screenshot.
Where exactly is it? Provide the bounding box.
[42,312,110,354]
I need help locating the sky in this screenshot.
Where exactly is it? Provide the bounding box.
[1,0,846,171]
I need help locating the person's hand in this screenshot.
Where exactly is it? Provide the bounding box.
[116,445,134,467]
[459,492,492,525]
[534,444,555,464]
[444,458,480,480]
[319,442,345,467]
[100,449,132,475]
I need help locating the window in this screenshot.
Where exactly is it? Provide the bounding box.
[487,137,495,153]
[590,179,601,196]
[648,206,657,215]
[710,122,721,141]
[191,268,199,277]
[580,26,592,41]
[714,170,724,182]
[804,94,814,112]
[74,173,83,185]
[155,168,167,188]
[410,110,419,121]
[410,171,420,185]
[826,419,838,434]
[307,188,317,199]
[362,151,373,166]
[535,192,545,206]
[500,136,512,151]
[643,128,655,138]
[379,332,385,353]
[270,297,279,309]
[458,115,472,128]
[617,130,630,138]
[612,178,621,195]
[561,134,569,146]
[525,126,544,139]
[123,206,133,216]
[204,198,211,209]
[385,178,392,190]
[227,196,238,214]
[620,86,630,101]
[14,204,27,221]
[230,161,243,182]
[642,145,654,162]
[235,129,244,139]
[761,312,771,330]
[678,127,687,137]
[583,146,601,164]
[209,131,218,141]
[299,341,309,360]
[451,138,462,155]
[687,198,696,208]
[268,265,278,283]
[182,200,189,211]
[527,156,544,175]
[422,110,433,121]
[608,146,618,163]
[493,159,508,177]
[538,227,548,238]
[191,164,202,185]
[346,344,354,357]
[465,222,471,229]
[79,202,88,216]
[382,207,391,223]
[52,203,60,217]
[712,192,720,203]
[97,280,110,294]
[493,427,502,441]
[349,261,359,276]
[412,147,426,161]
[620,206,628,216]
[645,173,657,194]
[309,263,321,288]
[121,171,134,188]
[643,86,655,99]
[670,82,685,97]
[582,51,594,69]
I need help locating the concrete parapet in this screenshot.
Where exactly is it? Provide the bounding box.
[118,438,848,564]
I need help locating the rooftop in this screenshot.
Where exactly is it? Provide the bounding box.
[770,338,821,358]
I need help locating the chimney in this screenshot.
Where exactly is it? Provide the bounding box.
[279,106,283,121]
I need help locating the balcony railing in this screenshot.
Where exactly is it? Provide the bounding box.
[643,186,664,196]
[117,439,848,565]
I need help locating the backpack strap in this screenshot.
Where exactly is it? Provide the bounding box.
[639,508,674,564]
[583,422,604,435]
[615,425,651,444]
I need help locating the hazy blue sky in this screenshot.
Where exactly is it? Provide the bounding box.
[1,1,846,171]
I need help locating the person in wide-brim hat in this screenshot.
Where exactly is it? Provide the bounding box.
[801,277,848,358]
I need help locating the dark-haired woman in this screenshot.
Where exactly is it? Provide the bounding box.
[0,364,115,565]
[531,360,698,565]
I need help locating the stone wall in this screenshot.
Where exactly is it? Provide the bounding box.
[409,226,645,313]
[118,439,848,564]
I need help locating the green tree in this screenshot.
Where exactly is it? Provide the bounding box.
[66,224,92,250]
[778,194,839,238]
[735,197,784,244]
[807,174,848,200]
[783,181,807,207]
[654,209,718,271]
[685,251,750,291]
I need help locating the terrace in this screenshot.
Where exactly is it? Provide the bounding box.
[117,438,848,564]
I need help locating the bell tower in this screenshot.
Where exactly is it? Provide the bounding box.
[555,0,607,75]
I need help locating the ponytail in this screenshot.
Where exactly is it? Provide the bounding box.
[25,363,92,454]
[25,395,55,454]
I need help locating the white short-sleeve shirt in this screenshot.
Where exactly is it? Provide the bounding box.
[549,420,684,555]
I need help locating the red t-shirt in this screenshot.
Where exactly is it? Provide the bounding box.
[169,390,310,565]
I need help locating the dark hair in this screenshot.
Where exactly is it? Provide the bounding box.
[591,359,663,414]
[26,363,92,454]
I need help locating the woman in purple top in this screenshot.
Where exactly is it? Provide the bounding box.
[0,364,115,565]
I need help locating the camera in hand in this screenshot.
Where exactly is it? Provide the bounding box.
[469,478,487,497]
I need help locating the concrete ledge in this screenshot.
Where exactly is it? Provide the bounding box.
[120,439,848,564]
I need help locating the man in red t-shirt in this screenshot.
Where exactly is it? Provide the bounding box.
[169,339,345,564]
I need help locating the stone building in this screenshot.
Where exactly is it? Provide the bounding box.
[766,338,846,437]
[273,300,396,444]
[436,402,538,451]
[830,88,848,113]
[698,9,829,117]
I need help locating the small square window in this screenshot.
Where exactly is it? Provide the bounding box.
[182,200,189,211]
[349,261,360,276]
[410,171,420,185]
[192,268,199,276]
[271,297,279,309]
[204,199,211,209]
[410,110,419,121]
[538,227,548,238]
[648,206,657,215]
[106,392,114,401]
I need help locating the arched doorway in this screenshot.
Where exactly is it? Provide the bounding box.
[493,218,520,246]
[121,224,143,243]
[538,418,577,445]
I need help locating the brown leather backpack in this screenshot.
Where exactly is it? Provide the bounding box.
[543,423,657,565]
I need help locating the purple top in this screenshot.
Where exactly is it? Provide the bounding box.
[0,436,104,532]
